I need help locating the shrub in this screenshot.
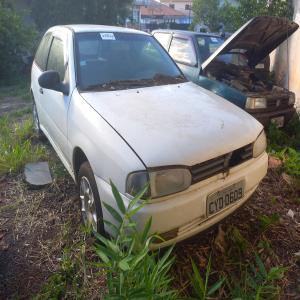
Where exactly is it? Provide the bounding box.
[0,1,37,84]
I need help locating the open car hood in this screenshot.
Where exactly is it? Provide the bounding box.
[202,16,299,69]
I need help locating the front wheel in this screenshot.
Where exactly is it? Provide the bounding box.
[78,161,105,234]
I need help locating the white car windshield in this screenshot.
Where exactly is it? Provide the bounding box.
[75,32,186,91]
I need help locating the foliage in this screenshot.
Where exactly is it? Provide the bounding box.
[257,213,280,230]
[0,0,37,84]
[0,116,46,175]
[227,254,286,299]
[191,0,221,31]
[31,0,133,31]
[189,255,225,300]
[267,114,300,179]
[95,181,177,299]
[192,0,294,32]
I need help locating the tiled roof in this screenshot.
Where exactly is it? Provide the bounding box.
[140,4,186,17]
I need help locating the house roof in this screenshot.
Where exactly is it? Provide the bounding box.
[140,4,187,17]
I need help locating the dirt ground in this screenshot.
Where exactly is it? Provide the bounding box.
[0,91,300,299]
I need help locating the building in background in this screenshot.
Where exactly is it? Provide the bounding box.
[159,0,193,16]
[131,0,193,31]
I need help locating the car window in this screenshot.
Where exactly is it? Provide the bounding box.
[196,36,223,62]
[47,37,65,81]
[34,33,52,71]
[153,32,171,50]
[169,37,197,66]
[75,32,185,91]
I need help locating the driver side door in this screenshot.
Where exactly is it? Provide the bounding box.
[40,31,72,163]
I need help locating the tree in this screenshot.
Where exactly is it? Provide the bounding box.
[192,0,221,31]
[192,0,294,32]
[31,0,133,31]
[0,0,37,84]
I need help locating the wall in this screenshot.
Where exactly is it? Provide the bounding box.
[271,0,300,110]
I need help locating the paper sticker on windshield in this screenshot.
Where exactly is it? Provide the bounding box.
[100,33,116,40]
[210,37,219,43]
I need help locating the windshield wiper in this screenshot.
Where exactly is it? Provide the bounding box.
[152,73,186,83]
[83,79,152,91]
[81,74,186,92]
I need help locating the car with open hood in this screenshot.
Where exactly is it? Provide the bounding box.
[31,25,268,248]
[152,16,299,127]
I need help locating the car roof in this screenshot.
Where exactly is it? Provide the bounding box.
[152,29,221,38]
[48,24,148,35]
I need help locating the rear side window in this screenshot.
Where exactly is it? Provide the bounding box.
[169,37,197,66]
[35,33,52,71]
[47,37,65,81]
[153,32,171,50]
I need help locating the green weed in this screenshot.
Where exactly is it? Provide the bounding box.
[95,181,177,299]
[257,214,280,231]
[0,116,46,175]
[189,255,225,300]
[33,246,86,300]
[227,255,286,300]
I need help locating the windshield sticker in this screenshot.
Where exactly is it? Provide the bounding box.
[210,37,219,43]
[80,60,86,66]
[100,33,116,40]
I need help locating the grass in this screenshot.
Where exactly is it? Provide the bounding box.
[0,115,46,175]
[0,77,31,101]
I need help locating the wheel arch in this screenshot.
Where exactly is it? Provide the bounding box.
[73,147,89,183]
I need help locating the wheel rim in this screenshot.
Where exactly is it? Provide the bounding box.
[80,176,97,231]
[33,103,39,130]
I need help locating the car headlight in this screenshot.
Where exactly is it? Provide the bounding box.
[245,97,267,109]
[126,168,192,199]
[288,93,295,106]
[253,130,267,158]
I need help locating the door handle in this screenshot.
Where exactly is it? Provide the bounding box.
[39,87,43,94]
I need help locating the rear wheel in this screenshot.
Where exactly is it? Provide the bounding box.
[78,161,105,234]
[32,99,45,140]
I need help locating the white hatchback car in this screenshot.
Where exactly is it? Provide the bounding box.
[31,25,268,247]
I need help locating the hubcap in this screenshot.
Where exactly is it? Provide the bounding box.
[80,176,97,231]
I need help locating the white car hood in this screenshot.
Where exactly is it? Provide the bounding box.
[80,82,263,167]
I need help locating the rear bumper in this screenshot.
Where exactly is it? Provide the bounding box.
[95,152,268,248]
[247,106,295,127]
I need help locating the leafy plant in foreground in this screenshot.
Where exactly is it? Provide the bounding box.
[94,181,177,300]
[189,255,225,300]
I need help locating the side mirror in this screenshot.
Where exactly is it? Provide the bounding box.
[38,71,68,94]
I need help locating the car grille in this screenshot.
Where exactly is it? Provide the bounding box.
[267,97,289,108]
[190,144,253,184]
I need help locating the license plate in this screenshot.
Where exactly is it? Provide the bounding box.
[206,181,245,217]
[271,116,284,128]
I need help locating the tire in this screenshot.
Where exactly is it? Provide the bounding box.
[78,161,105,234]
[32,99,46,140]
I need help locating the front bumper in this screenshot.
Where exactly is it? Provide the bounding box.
[246,106,295,127]
[95,152,268,248]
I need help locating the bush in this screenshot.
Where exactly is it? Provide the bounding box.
[0,1,37,84]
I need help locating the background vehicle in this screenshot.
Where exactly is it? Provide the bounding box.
[152,17,299,127]
[31,25,268,248]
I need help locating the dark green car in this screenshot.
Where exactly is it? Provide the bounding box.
[152,16,298,127]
